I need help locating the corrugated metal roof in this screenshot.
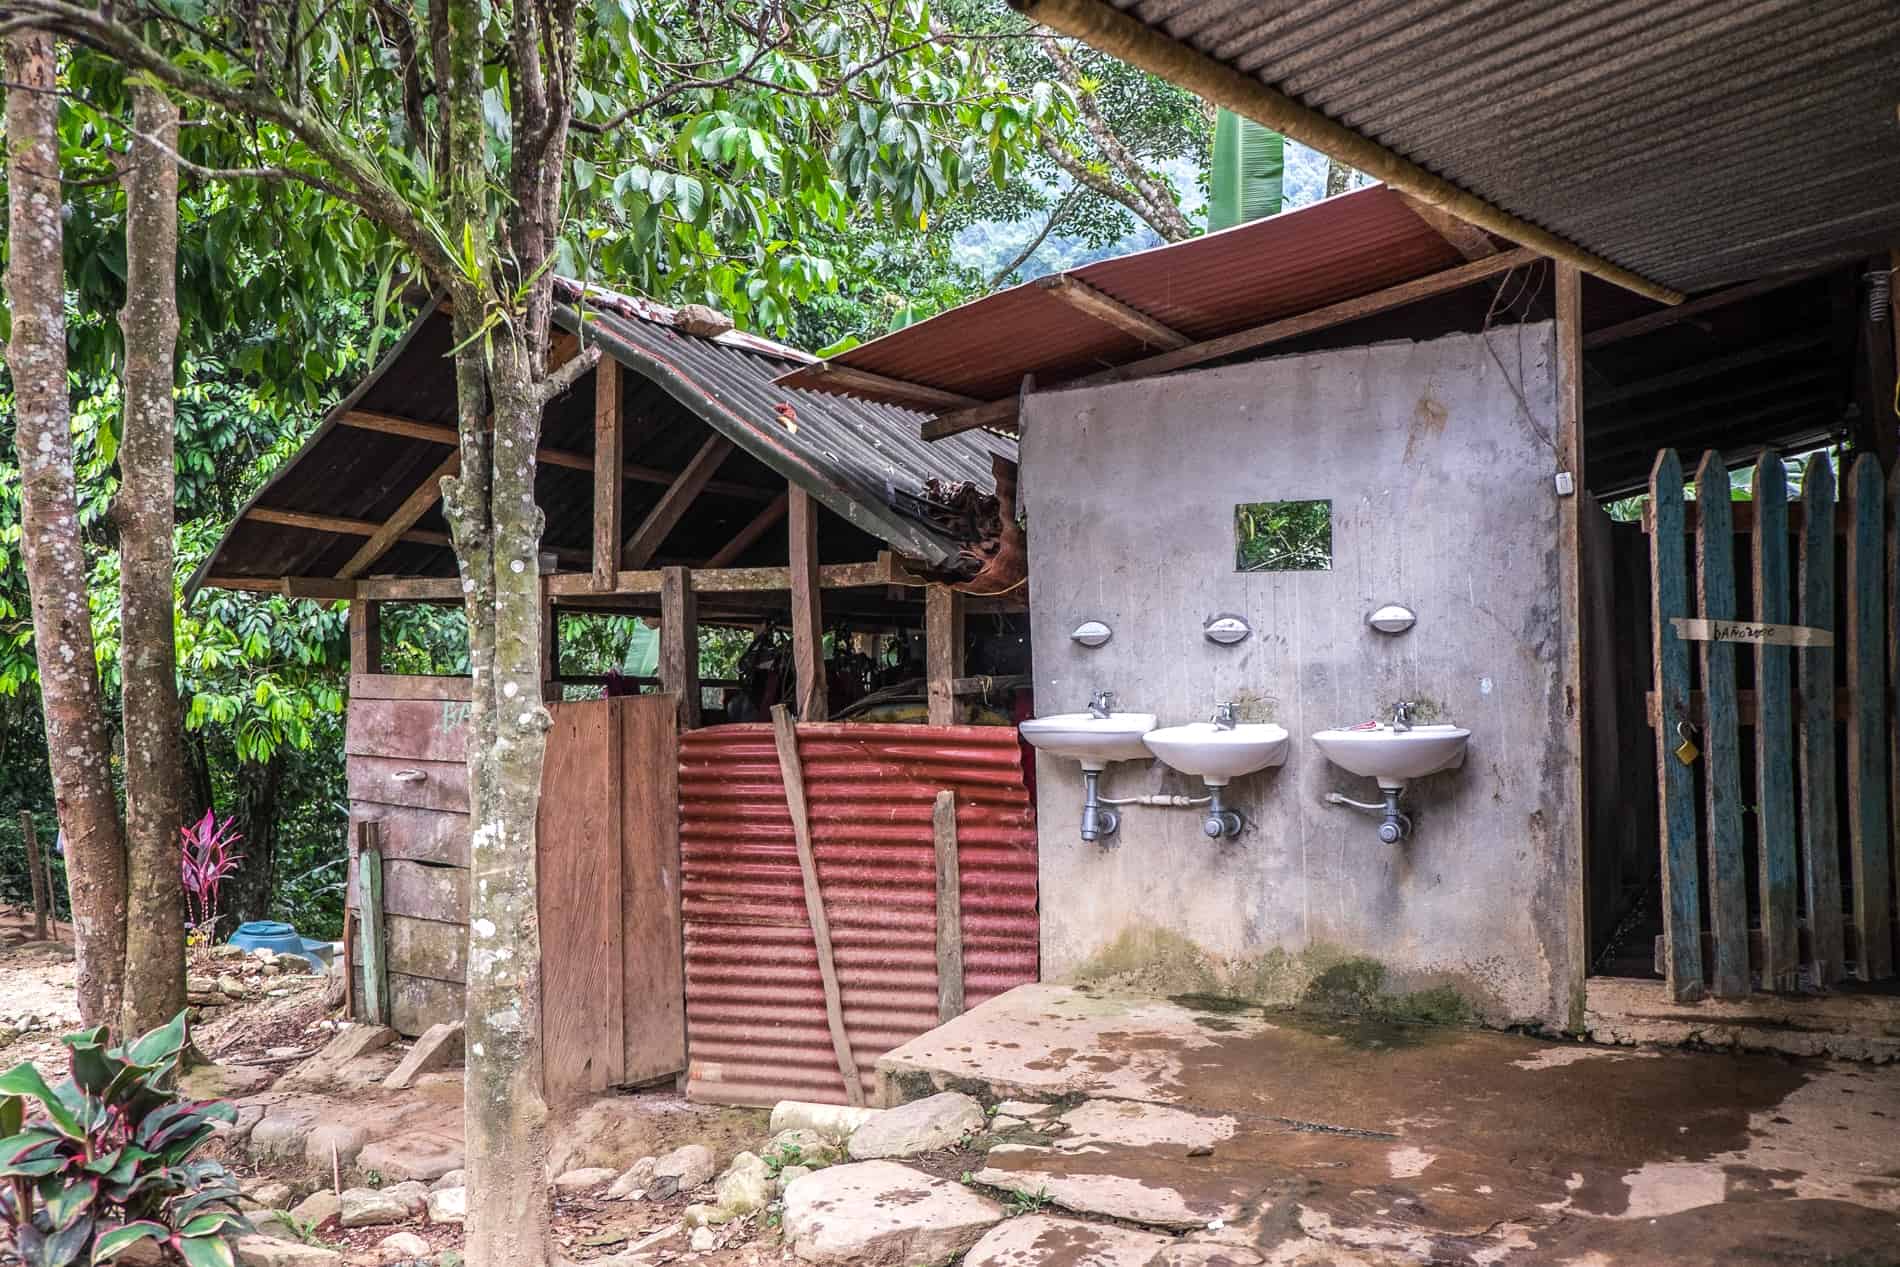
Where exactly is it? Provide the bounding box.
[1082,0,1899,294]
[192,287,1016,590]
[679,723,1039,1107]
[777,185,1472,411]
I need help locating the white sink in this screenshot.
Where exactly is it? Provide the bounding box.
[1143,722,1290,787]
[1019,712,1157,771]
[1311,724,1469,791]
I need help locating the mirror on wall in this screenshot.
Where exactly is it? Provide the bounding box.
[1235,499,1332,572]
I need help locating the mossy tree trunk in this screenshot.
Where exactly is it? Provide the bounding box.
[4,29,129,1027]
[115,82,189,1037]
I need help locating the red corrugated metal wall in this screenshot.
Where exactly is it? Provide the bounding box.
[679,723,1039,1106]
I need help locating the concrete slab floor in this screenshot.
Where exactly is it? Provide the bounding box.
[878,984,1900,1265]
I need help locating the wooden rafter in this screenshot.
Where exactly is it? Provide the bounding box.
[622,434,736,568]
[924,247,1539,440]
[802,363,981,412]
[248,505,452,546]
[1582,270,1829,350]
[1394,192,1499,262]
[337,453,460,580]
[1037,274,1189,348]
[336,410,774,503]
[706,490,789,567]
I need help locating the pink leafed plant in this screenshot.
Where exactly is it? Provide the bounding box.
[181,808,244,936]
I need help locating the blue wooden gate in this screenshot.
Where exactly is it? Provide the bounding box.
[1647,448,1896,1001]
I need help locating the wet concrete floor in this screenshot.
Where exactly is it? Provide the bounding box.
[879,984,1900,1264]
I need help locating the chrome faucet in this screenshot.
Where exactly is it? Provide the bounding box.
[1392,700,1416,732]
[1088,690,1116,720]
[1211,701,1237,730]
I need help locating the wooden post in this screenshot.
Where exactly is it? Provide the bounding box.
[788,486,826,721]
[1843,454,1891,980]
[1553,260,1590,1021]
[660,566,700,729]
[18,811,46,940]
[1799,454,1844,985]
[933,790,965,1023]
[1649,450,1704,1001]
[770,705,863,1105]
[349,599,381,676]
[593,356,623,590]
[1752,452,1798,992]
[1693,450,1747,999]
[926,585,964,727]
[542,595,560,703]
[357,821,388,1025]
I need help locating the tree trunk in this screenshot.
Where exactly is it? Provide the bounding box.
[1326,157,1353,198]
[116,83,188,1037]
[223,752,285,927]
[5,30,129,1027]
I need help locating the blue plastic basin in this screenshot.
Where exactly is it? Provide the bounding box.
[228,920,333,967]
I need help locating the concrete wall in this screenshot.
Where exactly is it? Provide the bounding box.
[1021,324,1580,1028]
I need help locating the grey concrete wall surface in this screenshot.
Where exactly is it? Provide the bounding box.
[1020,323,1580,1027]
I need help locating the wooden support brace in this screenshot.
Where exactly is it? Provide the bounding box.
[789,487,826,722]
[349,600,381,676]
[593,357,624,590]
[706,492,789,568]
[19,811,46,940]
[926,585,965,726]
[660,566,700,730]
[357,823,388,1026]
[338,452,461,580]
[771,705,863,1105]
[1037,274,1189,348]
[624,434,736,568]
[933,790,965,1023]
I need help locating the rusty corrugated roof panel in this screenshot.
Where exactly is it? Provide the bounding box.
[776,185,1467,409]
[1090,0,1899,294]
[679,723,1039,1107]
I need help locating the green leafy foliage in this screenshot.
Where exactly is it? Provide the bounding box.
[1207,108,1285,232]
[0,1014,249,1267]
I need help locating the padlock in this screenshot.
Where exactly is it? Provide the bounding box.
[1674,721,1700,766]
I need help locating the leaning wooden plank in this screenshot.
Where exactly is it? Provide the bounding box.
[1693,451,1748,998]
[1844,454,1892,980]
[1649,450,1703,1000]
[933,790,965,1024]
[769,704,864,1106]
[357,823,389,1026]
[1751,452,1798,992]
[1798,454,1844,984]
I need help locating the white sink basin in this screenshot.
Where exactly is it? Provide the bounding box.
[1143,722,1290,787]
[1020,712,1157,771]
[1311,724,1470,791]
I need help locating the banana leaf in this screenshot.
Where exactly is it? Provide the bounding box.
[1207,107,1285,231]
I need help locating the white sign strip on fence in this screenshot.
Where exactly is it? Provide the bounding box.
[1670,617,1833,648]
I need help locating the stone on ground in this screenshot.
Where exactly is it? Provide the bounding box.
[683,1202,735,1228]
[337,1181,427,1228]
[767,1127,842,1167]
[963,1214,1173,1267]
[290,1190,341,1226]
[429,1168,466,1192]
[847,1091,984,1160]
[241,1179,294,1210]
[713,1151,772,1214]
[376,1230,429,1263]
[232,1235,342,1267]
[356,1132,464,1183]
[180,1062,275,1099]
[780,1160,1006,1264]
[990,1115,1028,1132]
[1149,1245,1268,1266]
[250,1100,332,1164]
[217,975,248,998]
[995,1100,1053,1118]
[689,1226,718,1252]
[770,1100,881,1139]
[648,1143,714,1197]
[776,1163,813,1189]
[426,1185,466,1224]
[280,1024,398,1090]
[553,1166,618,1194]
[382,1021,465,1091]
[606,1156,655,1200]
[303,1120,371,1169]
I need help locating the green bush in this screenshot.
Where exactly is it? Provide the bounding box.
[0,1013,249,1266]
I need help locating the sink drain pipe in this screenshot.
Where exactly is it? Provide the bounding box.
[1326,790,1412,843]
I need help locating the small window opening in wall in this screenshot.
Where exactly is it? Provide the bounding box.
[1235,499,1332,572]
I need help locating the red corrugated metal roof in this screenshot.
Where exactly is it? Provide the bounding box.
[776,186,1469,409]
[680,723,1039,1107]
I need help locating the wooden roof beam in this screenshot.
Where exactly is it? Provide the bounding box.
[336,410,776,502]
[622,434,736,568]
[1582,269,1832,350]
[247,505,452,547]
[800,363,982,412]
[1037,274,1190,348]
[924,247,1538,440]
[1393,192,1498,262]
[337,452,460,580]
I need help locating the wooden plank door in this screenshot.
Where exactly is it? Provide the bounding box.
[620,694,686,1084]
